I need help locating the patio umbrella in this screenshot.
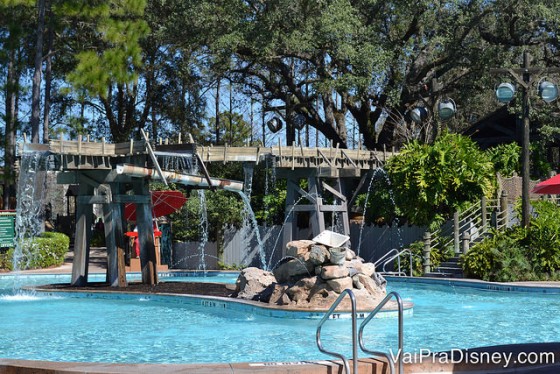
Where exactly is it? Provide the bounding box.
[124,190,187,221]
[531,174,560,194]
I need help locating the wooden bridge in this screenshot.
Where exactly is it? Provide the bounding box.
[21,136,398,287]
[24,137,395,171]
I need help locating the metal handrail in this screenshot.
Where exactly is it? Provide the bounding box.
[429,198,500,251]
[359,291,404,374]
[316,289,358,374]
[381,248,413,276]
[374,248,400,268]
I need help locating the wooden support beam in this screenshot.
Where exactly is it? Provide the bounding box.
[321,181,347,201]
[132,180,158,285]
[57,170,130,185]
[140,128,168,187]
[309,177,325,237]
[77,195,110,205]
[103,183,127,287]
[287,179,316,203]
[282,176,298,256]
[71,183,94,286]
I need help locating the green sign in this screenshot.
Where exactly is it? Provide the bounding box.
[0,211,15,248]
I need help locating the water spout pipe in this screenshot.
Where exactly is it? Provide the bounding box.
[116,164,244,192]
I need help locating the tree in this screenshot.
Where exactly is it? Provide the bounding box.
[386,133,495,227]
[0,1,34,208]
[61,0,149,142]
[172,0,560,150]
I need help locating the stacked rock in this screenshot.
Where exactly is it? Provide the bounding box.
[235,240,387,310]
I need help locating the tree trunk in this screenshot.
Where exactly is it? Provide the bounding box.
[31,0,46,143]
[43,6,53,144]
[215,78,220,144]
[4,49,18,209]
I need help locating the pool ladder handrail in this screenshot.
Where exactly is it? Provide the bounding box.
[382,249,413,275]
[316,289,358,374]
[359,291,404,374]
[375,248,415,276]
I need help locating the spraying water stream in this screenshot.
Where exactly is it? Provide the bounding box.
[12,152,49,291]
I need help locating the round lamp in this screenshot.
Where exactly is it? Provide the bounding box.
[496,82,516,103]
[410,107,428,123]
[266,117,283,133]
[293,114,306,130]
[538,81,558,103]
[438,99,456,121]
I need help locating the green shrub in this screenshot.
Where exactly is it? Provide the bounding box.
[11,232,70,270]
[462,228,533,282]
[524,200,560,274]
[0,248,14,271]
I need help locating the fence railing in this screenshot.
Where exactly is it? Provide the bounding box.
[426,191,512,257]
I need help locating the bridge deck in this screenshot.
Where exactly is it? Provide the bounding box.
[21,138,397,171]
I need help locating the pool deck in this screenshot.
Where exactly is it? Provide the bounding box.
[4,250,560,373]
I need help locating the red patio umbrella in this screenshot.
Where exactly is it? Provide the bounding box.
[124,190,187,221]
[531,174,560,194]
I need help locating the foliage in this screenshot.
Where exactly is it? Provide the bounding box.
[255,188,286,225]
[462,228,533,282]
[207,111,253,146]
[486,142,520,178]
[171,189,244,243]
[217,261,245,271]
[530,142,552,179]
[353,170,400,225]
[463,201,560,281]
[0,248,13,270]
[523,200,560,274]
[386,133,496,227]
[9,232,70,271]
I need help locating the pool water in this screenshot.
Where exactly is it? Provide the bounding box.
[0,274,558,364]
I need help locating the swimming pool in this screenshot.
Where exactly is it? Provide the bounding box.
[0,273,559,364]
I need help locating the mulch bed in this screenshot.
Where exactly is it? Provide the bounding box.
[37,281,238,298]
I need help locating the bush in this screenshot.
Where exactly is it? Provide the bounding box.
[386,133,496,227]
[462,228,533,282]
[0,248,13,271]
[524,200,560,274]
[10,232,70,271]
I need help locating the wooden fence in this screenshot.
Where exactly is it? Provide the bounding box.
[170,223,427,270]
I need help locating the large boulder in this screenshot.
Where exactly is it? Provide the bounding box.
[267,284,290,305]
[273,258,315,283]
[309,245,329,265]
[236,267,276,300]
[286,240,315,258]
[235,239,387,310]
[320,265,350,280]
[326,276,354,293]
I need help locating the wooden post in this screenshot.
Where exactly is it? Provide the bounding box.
[422,232,431,274]
[335,177,351,240]
[481,195,487,230]
[71,183,94,286]
[103,183,127,287]
[453,210,460,255]
[461,232,471,255]
[309,177,325,237]
[133,179,158,285]
[500,190,509,228]
[282,177,298,257]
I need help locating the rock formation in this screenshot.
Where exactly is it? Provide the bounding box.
[234,240,387,311]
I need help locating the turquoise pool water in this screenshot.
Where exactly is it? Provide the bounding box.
[0,273,559,364]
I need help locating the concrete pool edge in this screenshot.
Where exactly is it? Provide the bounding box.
[386,275,560,293]
[3,342,560,373]
[31,284,413,319]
